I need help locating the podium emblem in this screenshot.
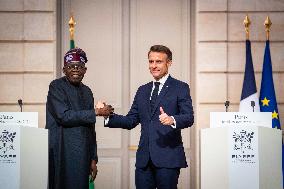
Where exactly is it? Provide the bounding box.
[0,130,17,162]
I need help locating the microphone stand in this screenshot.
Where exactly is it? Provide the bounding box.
[18,99,23,112]
[251,101,255,112]
[225,101,230,112]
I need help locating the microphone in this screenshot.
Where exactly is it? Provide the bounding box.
[225,101,230,112]
[251,101,255,112]
[18,99,23,112]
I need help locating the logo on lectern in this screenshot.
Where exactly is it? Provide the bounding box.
[231,129,256,163]
[0,130,17,163]
[233,130,254,153]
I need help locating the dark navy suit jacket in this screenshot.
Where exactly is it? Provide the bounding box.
[106,76,194,168]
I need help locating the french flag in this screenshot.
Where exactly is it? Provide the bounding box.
[239,40,260,112]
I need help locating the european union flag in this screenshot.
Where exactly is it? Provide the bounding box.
[259,40,283,186]
[259,40,280,129]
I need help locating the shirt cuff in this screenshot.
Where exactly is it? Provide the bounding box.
[170,116,176,128]
[104,117,110,125]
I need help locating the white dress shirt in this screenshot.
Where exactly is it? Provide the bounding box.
[151,74,176,128]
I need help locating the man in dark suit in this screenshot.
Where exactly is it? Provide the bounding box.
[104,45,194,189]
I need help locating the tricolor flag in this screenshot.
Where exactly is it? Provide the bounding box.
[239,40,260,112]
[259,40,283,187]
[70,38,75,49]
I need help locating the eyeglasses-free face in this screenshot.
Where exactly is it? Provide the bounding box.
[148,52,172,81]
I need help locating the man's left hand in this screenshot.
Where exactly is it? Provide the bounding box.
[159,107,174,126]
[90,160,98,181]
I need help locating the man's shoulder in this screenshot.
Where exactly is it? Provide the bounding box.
[138,82,152,90]
[168,76,188,87]
[50,77,66,86]
[47,77,67,96]
[81,83,93,93]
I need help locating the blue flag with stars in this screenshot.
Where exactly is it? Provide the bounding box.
[259,40,283,186]
[259,40,280,128]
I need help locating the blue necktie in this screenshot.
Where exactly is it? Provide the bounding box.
[150,82,160,113]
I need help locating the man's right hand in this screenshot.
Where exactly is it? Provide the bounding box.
[95,101,114,117]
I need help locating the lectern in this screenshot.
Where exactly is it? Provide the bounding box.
[201,112,282,189]
[0,112,48,189]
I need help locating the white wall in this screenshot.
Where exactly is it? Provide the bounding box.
[0,0,56,128]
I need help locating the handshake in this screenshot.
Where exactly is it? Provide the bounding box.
[95,101,114,117]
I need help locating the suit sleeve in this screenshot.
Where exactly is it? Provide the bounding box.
[173,83,194,129]
[105,90,140,130]
[90,125,98,162]
[88,93,98,162]
[47,81,97,127]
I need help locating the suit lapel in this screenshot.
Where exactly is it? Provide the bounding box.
[150,76,172,117]
[144,82,152,117]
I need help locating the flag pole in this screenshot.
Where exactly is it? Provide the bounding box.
[243,15,251,40]
[264,16,272,41]
[239,15,260,112]
[69,15,76,49]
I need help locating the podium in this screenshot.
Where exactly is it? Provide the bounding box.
[201,112,282,189]
[0,112,48,189]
